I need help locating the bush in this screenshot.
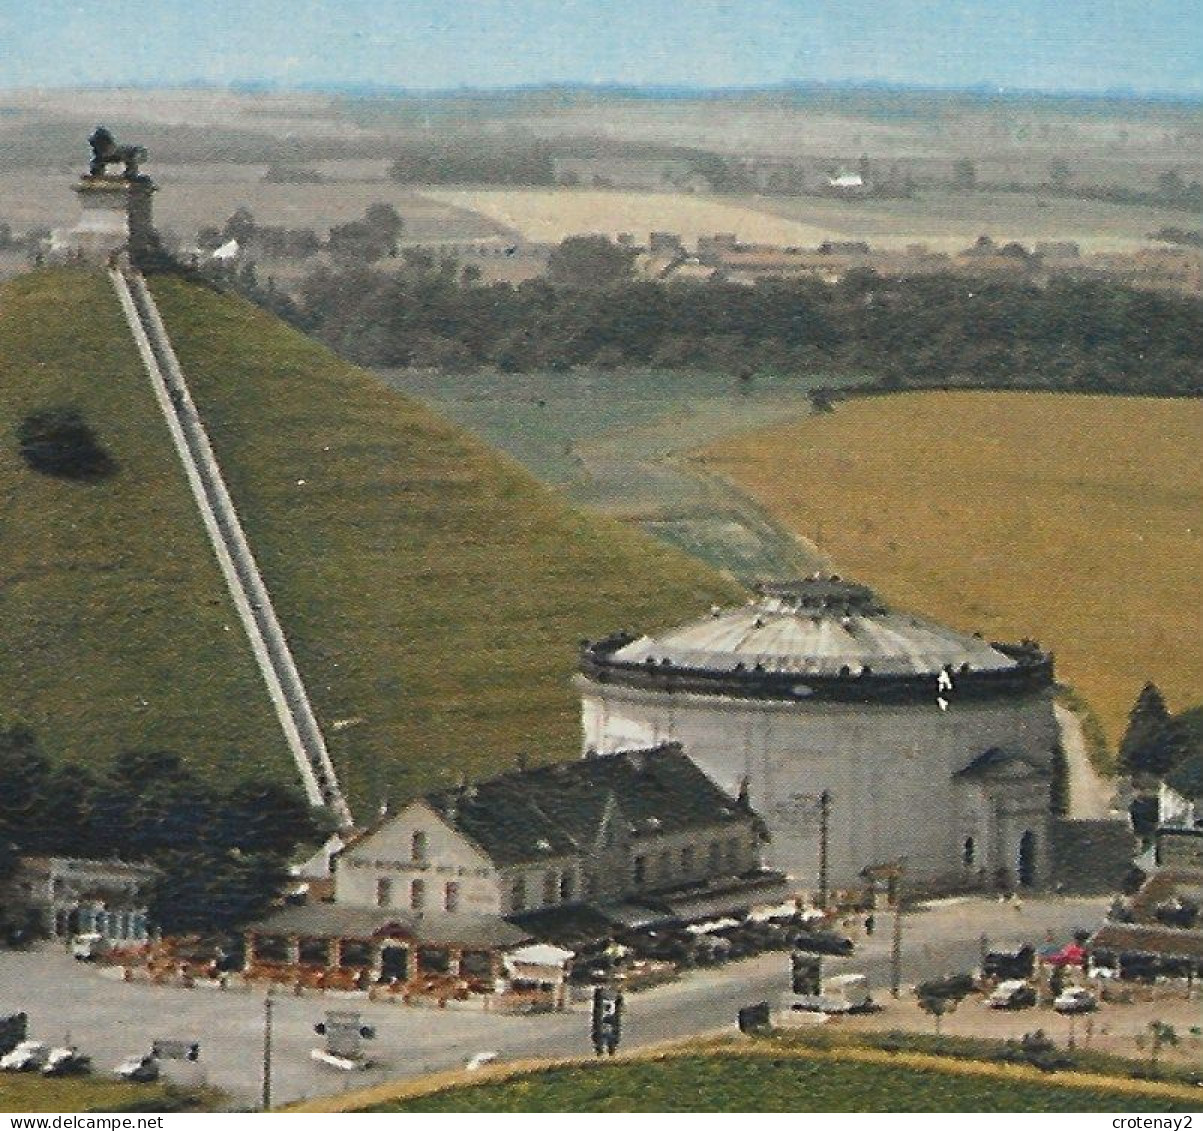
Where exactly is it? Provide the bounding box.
[16,408,116,482]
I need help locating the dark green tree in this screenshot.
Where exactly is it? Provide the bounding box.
[1120,683,1186,779]
[547,236,636,290]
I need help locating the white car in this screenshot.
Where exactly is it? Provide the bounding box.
[42,1047,91,1076]
[71,933,109,961]
[1053,987,1098,1014]
[113,1054,159,1083]
[987,979,1036,1009]
[0,1041,50,1072]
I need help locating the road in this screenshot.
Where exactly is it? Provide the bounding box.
[0,895,1106,1109]
[1056,704,1116,820]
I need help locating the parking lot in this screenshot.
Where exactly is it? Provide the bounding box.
[0,895,1111,1108]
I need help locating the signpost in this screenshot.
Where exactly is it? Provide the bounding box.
[590,986,623,1056]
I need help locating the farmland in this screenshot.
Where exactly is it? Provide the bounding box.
[425,186,1196,254]
[364,1049,1197,1113]
[385,365,857,578]
[701,390,1203,751]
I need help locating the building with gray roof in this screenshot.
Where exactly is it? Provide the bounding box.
[579,577,1060,893]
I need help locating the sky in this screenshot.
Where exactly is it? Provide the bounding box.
[0,0,1199,97]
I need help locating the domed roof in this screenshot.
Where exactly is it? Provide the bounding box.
[607,578,1017,679]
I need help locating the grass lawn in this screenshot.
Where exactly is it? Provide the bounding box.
[701,390,1203,753]
[0,1074,208,1114]
[369,1051,1196,1113]
[0,268,290,781]
[148,273,741,813]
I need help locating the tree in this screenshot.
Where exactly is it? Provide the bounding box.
[0,726,52,849]
[222,207,257,244]
[952,158,977,190]
[1048,158,1072,189]
[547,236,635,290]
[917,989,955,1034]
[1144,1020,1179,1075]
[362,203,404,257]
[1120,683,1186,779]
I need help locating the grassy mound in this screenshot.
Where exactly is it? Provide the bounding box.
[142,272,740,811]
[368,1051,1193,1113]
[0,269,289,781]
[0,268,738,814]
[702,390,1203,754]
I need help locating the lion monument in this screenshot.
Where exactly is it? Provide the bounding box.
[87,127,148,180]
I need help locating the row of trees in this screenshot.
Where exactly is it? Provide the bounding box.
[200,203,405,264]
[221,236,1203,397]
[0,726,327,937]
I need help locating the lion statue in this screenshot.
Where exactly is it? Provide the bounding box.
[87,127,148,180]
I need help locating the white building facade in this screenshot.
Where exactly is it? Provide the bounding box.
[579,579,1060,894]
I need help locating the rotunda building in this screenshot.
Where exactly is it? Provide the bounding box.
[578,578,1060,893]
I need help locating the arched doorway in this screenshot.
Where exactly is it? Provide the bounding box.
[1017,830,1037,887]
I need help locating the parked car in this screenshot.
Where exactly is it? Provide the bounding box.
[71,933,109,961]
[791,930,854,957]
[1053,987,1098,1014]
[784,972,873,1014]
[0,1041,50,1072]
[114,1054,159,1083]
[982,945,1035,980]
[987,979,1036,1010]
[42,1047,91,1077]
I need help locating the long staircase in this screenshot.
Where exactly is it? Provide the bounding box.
[110,265,352,827]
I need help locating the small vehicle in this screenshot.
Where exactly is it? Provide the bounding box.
[791,930,854,957]
[785,972,872,1014]
[982,945,1035,980]
[987,979,1036,1010]
[42,1047,91,1077]
[71,933,109,961]
[0,1041,50,1072]
[1053,986,1097,1014]
[114,1054,159,1083]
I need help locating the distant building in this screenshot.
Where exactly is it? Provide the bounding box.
[8,857,158,942]
[552,157,710,193]
[246,744,784,991]
[1159,754,1203,829]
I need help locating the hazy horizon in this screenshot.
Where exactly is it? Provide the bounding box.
[0,0,1199,98]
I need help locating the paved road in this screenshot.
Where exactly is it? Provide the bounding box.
[1056,704,1116,820]
[0,895,1106,1109]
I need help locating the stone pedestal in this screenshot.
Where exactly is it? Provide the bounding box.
[48,176,157,263]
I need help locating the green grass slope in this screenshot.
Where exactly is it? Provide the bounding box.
[371,1054,1190,1113]
[146,273,741,813]
[0,269,290,780]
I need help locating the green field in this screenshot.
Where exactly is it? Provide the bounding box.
[0,268,739,816]
[703,390,1203,750]
[370,1053,1194,1113]
[385,366,856,578]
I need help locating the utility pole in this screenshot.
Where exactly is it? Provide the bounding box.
[818,790,831,908]
[890,859,906,998]
[262,992,274,1112]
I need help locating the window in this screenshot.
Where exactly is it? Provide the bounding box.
[559,870,575,902]
[444,881,460,913]
[299,937,330,966]
[411,830,428,865]
[512,873,527,912]
[375,878,392,908]
[725,838,741,870]
[542,870,558,904]
[963,837,976,868]
[633,855,647,886]
[680,846,695,876]
[708,841,722,872]
[410,878,426,911]
[583,872,598,899]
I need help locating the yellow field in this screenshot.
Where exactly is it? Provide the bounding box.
[420,187,1169,253]
[701,391,1203,749]
[421,188,838,247]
